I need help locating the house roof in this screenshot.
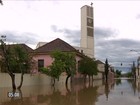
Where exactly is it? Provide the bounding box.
[17,44,34,53]
[96,60,104,64]
[35,38,78,53]
[0,44,34,53]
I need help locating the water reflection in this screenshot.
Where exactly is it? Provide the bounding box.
[78,86,98,105]
[104,83,109,101]
[115,79,122,86]
[0,79,140,105]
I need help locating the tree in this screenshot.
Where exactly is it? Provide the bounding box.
[11,45,32,89]
[50,51,76,86]
[41,59,64,86]
[115,70,122,78]
[105,59,109,83]
[125,72,133,78]
[0,39,16,90]
[78,56,98,82]
[41,51,76,86]
[62,52,76,86]
[0,39,32,90]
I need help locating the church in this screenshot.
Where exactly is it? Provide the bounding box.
[35,4,115,80]
[37,4,94,59]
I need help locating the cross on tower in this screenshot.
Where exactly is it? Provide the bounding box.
[91,2,93,7]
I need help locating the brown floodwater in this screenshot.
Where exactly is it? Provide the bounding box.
[0,79,140,105]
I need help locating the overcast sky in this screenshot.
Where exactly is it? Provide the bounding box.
[1,0,140,73]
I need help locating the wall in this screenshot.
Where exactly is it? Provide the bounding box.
[33,53,82,73]
[0,73,68,87]
[93,72,103,79]
[34,54,53,68]
[98,63,104,72]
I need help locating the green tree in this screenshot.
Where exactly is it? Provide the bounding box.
[50,51,76,86]
[0,40,32,90]
[78,56,98,82]
[41,51,76,86]
[62,52,76,86]
[11,45,32,89]
[0,40,16,90]
[41,52,64,86]
[105,59,109,83]
[125,72,133,78]
[115,70,122,78]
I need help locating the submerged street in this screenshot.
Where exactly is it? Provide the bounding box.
[0,79,140,105]
[96,79,140,105]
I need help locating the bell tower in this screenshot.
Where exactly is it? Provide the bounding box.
[80,4,94,58]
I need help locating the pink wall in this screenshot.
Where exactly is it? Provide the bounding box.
[33,54,82,73]
[33,54,53,73]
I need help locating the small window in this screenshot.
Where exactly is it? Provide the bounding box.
[38,59,44,71]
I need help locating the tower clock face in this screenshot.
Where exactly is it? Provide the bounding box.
[87,18,93,27]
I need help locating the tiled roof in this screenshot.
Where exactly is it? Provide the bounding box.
[18,44,34,53]
[96,60,104,64]
[0,44,33,53]
[35,38,77,53]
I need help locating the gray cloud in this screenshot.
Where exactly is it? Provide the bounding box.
[51,25,118,46]
[0,30,39,45]
[51,25,80,46]
[95,38,140,69]
[51,25,139,72]
[94,27,139,70]
[136,14,140,19]
[94,27,118,39]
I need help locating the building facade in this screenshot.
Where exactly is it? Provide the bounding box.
[33,38,83,74]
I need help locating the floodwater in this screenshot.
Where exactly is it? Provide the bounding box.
[0,79,140,105]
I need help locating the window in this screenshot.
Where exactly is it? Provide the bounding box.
[38,59,44,71]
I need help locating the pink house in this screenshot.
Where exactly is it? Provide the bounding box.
[33,38,83,74]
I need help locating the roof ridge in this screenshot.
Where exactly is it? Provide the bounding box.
[35,38,77,53]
